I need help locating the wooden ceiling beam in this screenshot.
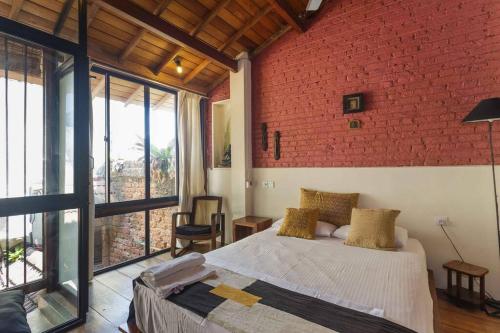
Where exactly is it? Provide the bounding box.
[183,6,272,85]
[119,29,146,63]
[250,24,291,58]
[153,92,173,111]
[182,59,211,85]
[118,0,174,63]
[124,85,143,106]
[220,6,272,51]
[92,76,105,97]
[54,0,76,36]
[190,0,232,36]
[208,71,229,94]
[154,45,182,76]
[153,0,230,76]
[266,0,305,33]
[153,0,175,17]
[87,2,100,27]
[88,41,208,95]
[9,0,24,20]
[97,0,237,71]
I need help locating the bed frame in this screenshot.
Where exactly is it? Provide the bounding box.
[119,270,441,333]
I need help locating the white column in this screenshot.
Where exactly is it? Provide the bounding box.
[230,52,253,220]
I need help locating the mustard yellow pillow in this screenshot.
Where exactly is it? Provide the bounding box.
[345,208,401,250]
[277,208,320,240]
[300,188,359,227]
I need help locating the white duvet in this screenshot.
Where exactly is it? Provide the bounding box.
[135,224,434,333]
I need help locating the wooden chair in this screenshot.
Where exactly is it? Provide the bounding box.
[170,196,225,258]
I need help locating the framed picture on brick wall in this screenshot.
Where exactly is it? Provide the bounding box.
[343,93,364,114]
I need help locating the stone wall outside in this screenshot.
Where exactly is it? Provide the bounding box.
[94,167,178,269]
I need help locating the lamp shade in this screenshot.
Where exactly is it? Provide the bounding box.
[463,98,500,123]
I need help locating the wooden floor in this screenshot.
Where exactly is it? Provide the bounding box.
[69,249,500,333]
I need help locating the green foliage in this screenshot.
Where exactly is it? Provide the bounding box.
[134,136,175,182]
[7,246,24,264]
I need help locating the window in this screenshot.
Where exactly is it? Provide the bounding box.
[150,87,177,198]
[0,40,75,198]
[109,76,146,202]
[91,68,178,272]
[0,1,79,44]
[0,27,88,332]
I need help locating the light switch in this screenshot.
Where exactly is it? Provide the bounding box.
[263,180,275,189]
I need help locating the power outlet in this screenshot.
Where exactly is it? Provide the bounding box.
[434,216,448,226]
[263,180,275,189]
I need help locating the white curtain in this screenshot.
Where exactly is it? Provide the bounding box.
[178,91,205,231]
[88,68,95,281]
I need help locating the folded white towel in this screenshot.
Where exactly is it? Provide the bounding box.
[140,252,205,288]
[146,265,216,298]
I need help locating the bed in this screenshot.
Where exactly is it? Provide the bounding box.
[133,221,434,333]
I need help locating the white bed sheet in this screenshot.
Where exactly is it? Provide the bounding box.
[135,225,433,333]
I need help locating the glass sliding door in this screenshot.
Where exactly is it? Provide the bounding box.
[92,68,178,273]
[0,34,82,332]
[0,1,89,331]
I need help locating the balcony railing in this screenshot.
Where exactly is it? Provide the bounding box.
[1,212,44,291]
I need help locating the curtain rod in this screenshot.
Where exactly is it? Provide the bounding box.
[90,61,209,99]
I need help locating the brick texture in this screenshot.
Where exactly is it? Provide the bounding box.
[251,0,500,167]
[207,78,230,168]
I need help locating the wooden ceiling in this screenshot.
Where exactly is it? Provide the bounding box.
[0,0,317,95]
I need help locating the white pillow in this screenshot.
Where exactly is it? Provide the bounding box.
[272,218,337,237]
[332,225,409,248]
[315,221,337,237]
[332,225,350,240]
[395,226,408,248]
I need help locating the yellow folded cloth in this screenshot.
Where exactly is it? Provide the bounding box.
[210,284,262,307]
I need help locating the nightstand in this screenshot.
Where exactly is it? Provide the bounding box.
[232,216,272,242]
[443,260,489,309]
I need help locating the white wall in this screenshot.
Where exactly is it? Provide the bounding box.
[208,168,233,242]
[252,166,500,297]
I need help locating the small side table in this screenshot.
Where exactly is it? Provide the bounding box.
[232,216,272,242]
[443,260,489,309]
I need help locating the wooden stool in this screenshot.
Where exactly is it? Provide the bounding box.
[443,260,488,309]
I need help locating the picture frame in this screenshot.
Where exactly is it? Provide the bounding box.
[343,93,364,114]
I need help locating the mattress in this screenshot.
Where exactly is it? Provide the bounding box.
[134,223,434,333]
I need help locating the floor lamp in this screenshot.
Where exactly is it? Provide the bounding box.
[463,98,500,257]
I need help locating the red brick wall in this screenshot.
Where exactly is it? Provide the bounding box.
[207,78,230,168]
[252,0,500,167]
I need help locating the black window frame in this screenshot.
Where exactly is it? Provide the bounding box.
[91,65,179,273]
[0,1,90,332]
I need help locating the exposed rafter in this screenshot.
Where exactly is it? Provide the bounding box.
[182,59,211,84]
[208,71,229,94]
[97,0,237,71]
[250,24,291,58]
[87,2,100,27]
[125,85,143,106]
[9,0,24,20]
[119,30,146,63]
[190,0,231,36]
[54,0,76,36]
[119,0,174,63]
[153,92,173,111]
[88,41,208,95]
[154,46,181,76]
[267,0,305,33]
[153,0,231,75]
[220,6,272,51]
[92,76,105,97]
[183,6,272,85]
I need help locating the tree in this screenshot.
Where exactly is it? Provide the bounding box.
[134,137,174,182]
